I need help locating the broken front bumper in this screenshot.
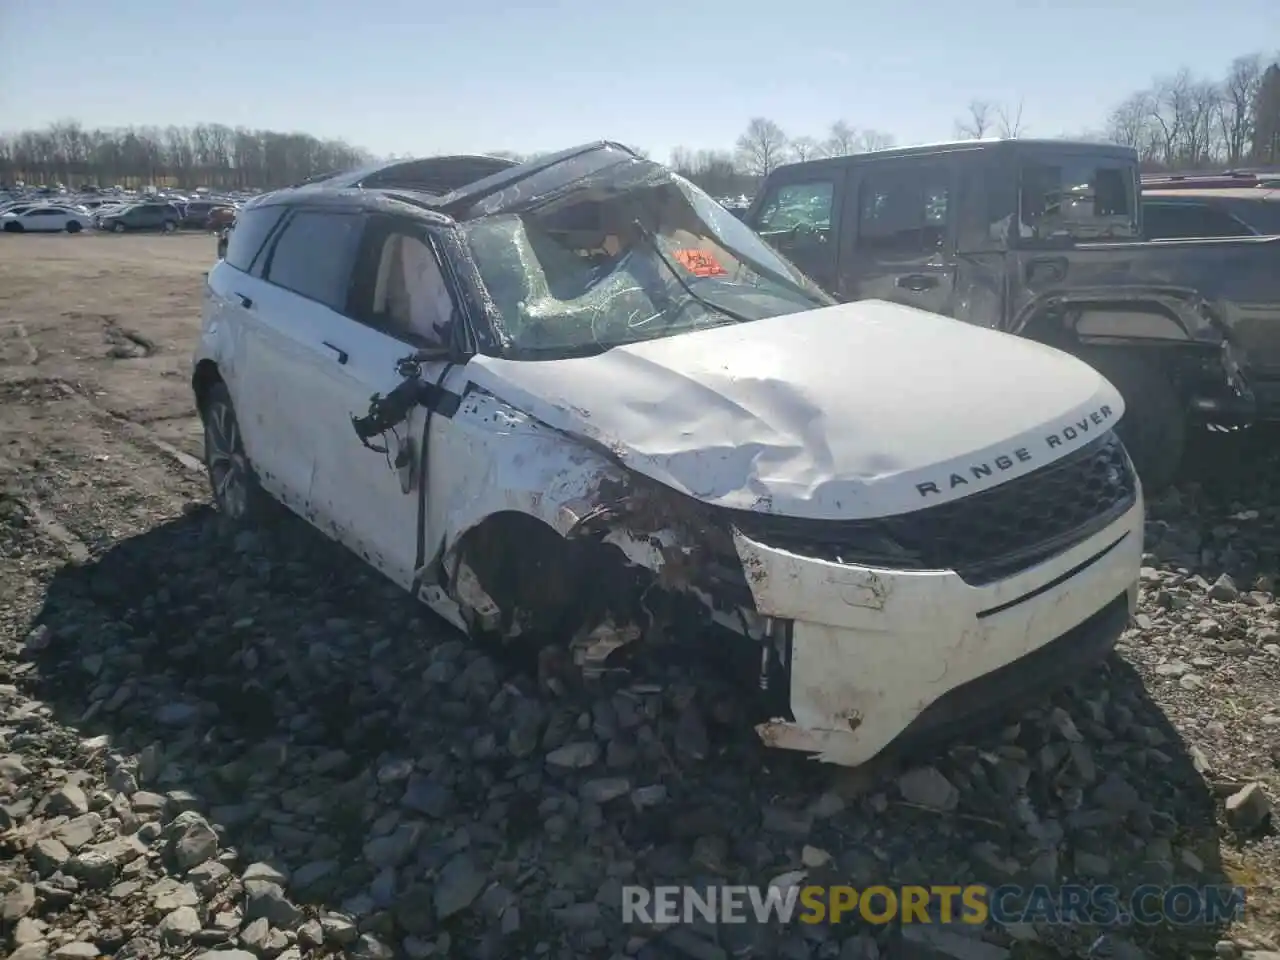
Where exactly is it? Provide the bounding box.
[735,497,1143,766]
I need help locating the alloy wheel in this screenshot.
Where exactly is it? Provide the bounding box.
[205,400,250,520]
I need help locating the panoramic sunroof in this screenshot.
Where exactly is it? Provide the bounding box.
[356,156,520,194]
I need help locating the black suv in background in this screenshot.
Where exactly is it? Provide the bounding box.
[744,139,1280,490]
[97,202,181,233]
[1142,188,1280,239]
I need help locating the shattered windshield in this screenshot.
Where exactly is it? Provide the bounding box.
[461,168,834,359]
[1016,153,1139,242]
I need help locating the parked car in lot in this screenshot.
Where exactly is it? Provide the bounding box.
[180,201,237,230]
[744,139,1280,491]
[1,205,93,233]
[98,202,181,233]
[1142,187,1280,239]
[192,144,1142,767]
[207,205,236,231]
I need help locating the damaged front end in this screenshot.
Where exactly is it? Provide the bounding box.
[448,465,798,722]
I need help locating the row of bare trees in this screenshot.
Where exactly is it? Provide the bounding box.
[1100,53,1280,168]
[5,52,1278,194]
[0,121,373,190]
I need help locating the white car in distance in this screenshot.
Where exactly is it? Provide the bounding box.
[1,205,93,233]
[192,145,1143,767]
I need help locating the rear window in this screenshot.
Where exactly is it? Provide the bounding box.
[1017,154,1139,242]
[224,206,286,273]
[1142,201,1255,240]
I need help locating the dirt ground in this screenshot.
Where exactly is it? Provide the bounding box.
[2,232,1279,960]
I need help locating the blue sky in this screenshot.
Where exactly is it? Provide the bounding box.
[0,0,1274,161]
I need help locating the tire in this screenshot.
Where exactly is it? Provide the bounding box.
[112,222,126,233]
[1076,347,1185,494]
[3,222,22,233]
[202,383,272,523]
[66,220,82,234]
[162,220,176,234]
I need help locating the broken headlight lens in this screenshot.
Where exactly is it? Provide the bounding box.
[730,515,925,569]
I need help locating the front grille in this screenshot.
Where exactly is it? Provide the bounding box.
[731,431,1136,586]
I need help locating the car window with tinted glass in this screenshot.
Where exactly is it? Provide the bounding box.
[857,166,951,253]
[1143,202,1254,239]
[265,210,363,310]
[224,207,287,273]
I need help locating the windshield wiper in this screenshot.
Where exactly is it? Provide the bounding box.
[631,219,753,325]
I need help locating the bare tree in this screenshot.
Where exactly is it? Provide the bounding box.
[735,117,789,177]
[955,100,994,139]
[824,120,859,156]
[996,101,1025,138]
[1147,70,1194,165]
[1217,54,1264,164]
[1183,79,1222,165]
[856,129,896,152]
[790,136,819,162]
[821,121,894,157]
[1106,91,1157,158]
[1255,63,1280,163]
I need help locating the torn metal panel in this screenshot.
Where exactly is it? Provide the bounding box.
[430,388,633,555]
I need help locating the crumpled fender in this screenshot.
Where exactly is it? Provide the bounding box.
[427,387,634,579]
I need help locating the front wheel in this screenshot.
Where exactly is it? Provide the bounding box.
[66,220,82,234]
[112,222,126,233]
[4,222,24,233]
[202,383,272,523]
[162,220,176,234]
[1075,348,1186,494]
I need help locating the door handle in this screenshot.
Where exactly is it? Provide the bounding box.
[896,274,939,292]
[321,341,349,365]
[235,293,253,309]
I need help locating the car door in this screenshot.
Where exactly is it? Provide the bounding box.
[750,171,846,295]
[217,206,365,517]
[838,158,959,316]
[298,214,469,591]
[25,208,59,231]
[204,204,299,500]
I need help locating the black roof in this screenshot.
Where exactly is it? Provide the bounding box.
[767,137,1138,179]
[250,141,646,222]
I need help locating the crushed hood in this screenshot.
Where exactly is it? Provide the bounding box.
[466,299,1125,520]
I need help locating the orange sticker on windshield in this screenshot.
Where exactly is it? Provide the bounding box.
[673,249,727,277]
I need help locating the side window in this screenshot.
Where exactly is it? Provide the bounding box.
[224,207,287,273]
[857,167,951,254]
[755,181,835,234]
[264,210,363,310]
[349,218,457,347]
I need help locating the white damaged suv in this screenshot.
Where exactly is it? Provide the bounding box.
[193,143,1142,766]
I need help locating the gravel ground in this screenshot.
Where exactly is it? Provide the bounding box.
[1,234,1278,960]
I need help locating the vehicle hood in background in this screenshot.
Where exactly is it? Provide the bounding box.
[467,299,1125,520]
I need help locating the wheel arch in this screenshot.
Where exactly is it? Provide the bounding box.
[192,359,224,417]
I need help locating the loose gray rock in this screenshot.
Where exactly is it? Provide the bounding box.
[1225,782,1272,832]
[435,853,487,920]
[897,766,959,812]
[156,905,202,945]
[168,811,219,870]
[546,741,600,769]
